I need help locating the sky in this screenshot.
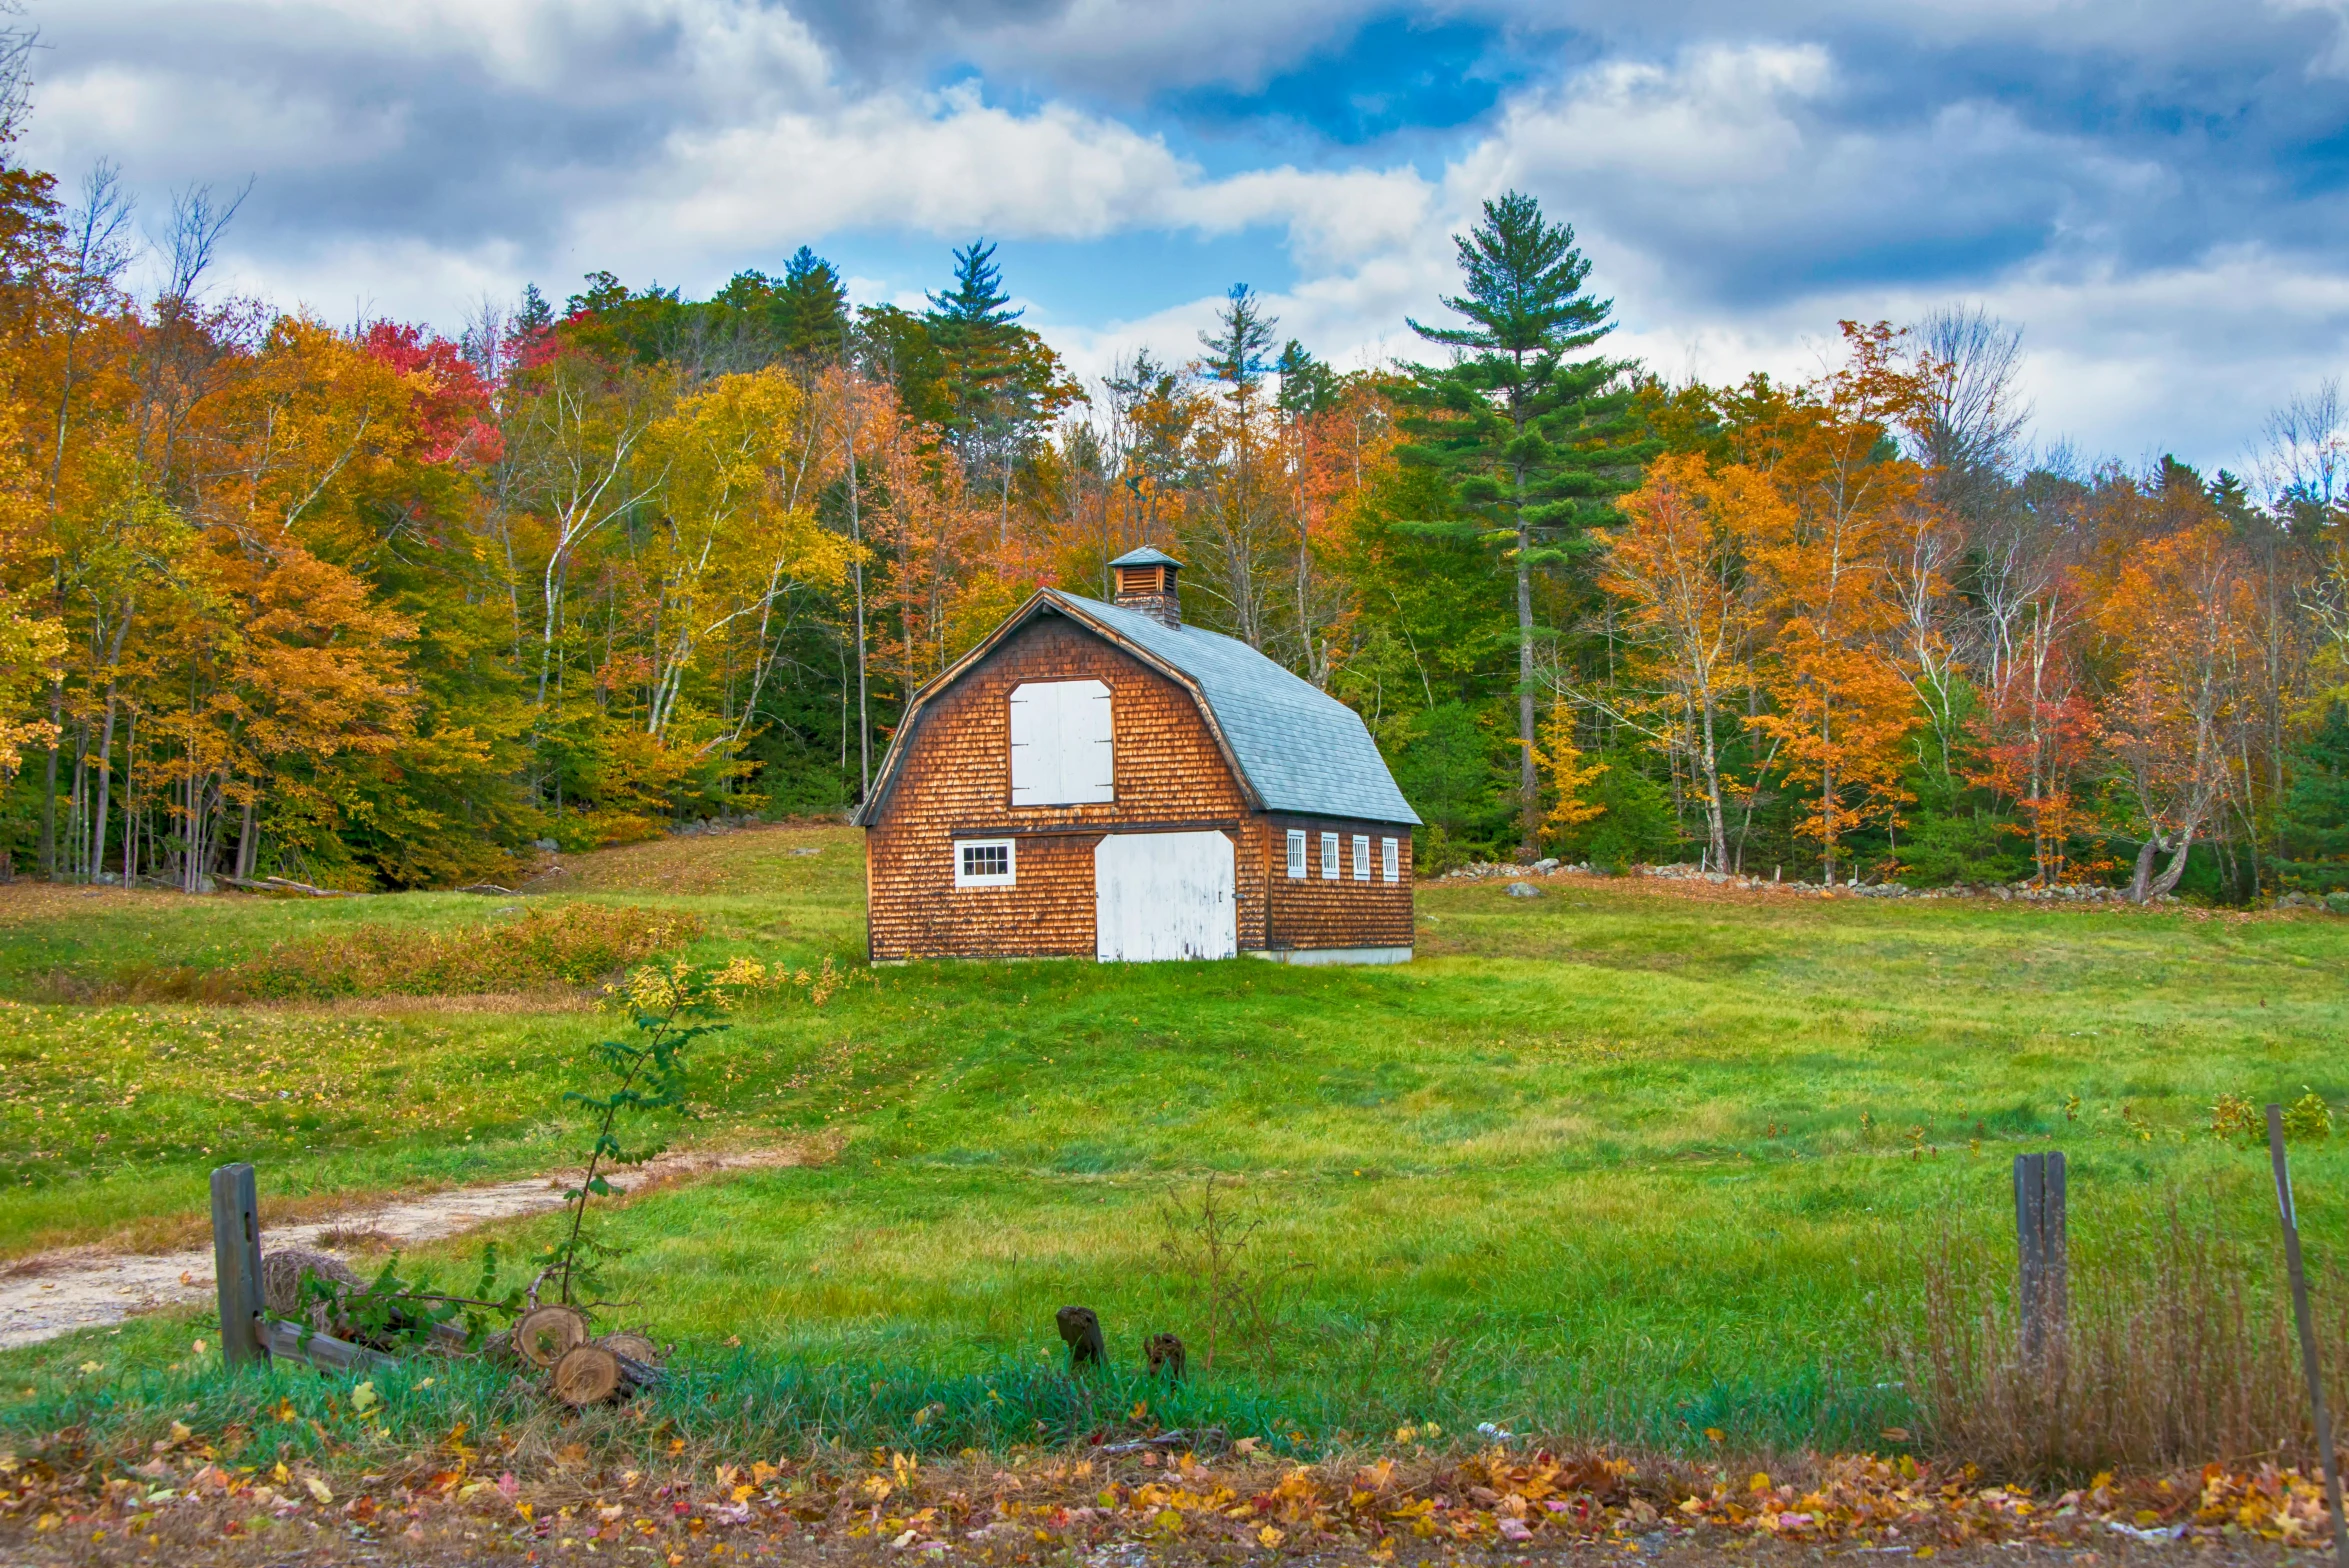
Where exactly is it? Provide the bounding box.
[25,0,2349,476]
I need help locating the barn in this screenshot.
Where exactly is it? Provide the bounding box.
[854,548,1421,964]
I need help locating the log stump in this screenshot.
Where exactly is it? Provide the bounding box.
[550,1343,662,1407]
[1056,1305,1104,1370]
[598,1331,660,1366]
[513,1304,592,1369]
[551,1344,623,1407]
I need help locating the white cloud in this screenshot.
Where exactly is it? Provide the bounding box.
[25,0,2349,472]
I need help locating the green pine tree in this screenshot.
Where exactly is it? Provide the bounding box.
[2277,702,2349,892]
[1397,190,1650,855]
[779,246,849,360]
[926,238,1024,441]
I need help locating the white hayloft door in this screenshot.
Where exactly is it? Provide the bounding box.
[1094,831,1237,962]
[1008,680,1114,805]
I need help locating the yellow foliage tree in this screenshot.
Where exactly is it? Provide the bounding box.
[1534,699,1607,841]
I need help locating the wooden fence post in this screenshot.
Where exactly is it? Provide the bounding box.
[2266,1105,2348,1568]
[209,1163,266,1369]
[2013,1151,2067,1364]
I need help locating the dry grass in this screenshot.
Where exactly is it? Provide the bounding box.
[36,902,703,1003]
[244,902,704,998]
[1895,1199,2349,1480]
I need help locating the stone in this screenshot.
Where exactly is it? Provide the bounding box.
[532,837,559,852]
[1506,881,1542,899]
[1534,858,1560,873]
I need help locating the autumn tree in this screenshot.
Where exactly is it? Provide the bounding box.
[1733,325,1929,882]
[2097,516,2261,901]
[1596,452,1773,869]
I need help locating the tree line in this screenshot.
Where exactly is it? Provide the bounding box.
[3,92,2347,901]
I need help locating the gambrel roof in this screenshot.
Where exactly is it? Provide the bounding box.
[853,588,1421,828]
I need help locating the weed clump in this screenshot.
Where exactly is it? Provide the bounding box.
[1893,1199,2348,1481]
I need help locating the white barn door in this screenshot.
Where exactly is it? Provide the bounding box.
[1094,831,1237,962]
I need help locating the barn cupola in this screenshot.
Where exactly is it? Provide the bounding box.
[1109,546,1184,628]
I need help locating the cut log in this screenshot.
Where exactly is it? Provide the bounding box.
[550,1343,661,1406]
[597,1331,660,1366]
[514,1304,592,1369]
[552,1344,622,1406]
[259,1317,397,1372]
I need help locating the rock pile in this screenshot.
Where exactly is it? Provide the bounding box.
[1439,857,2207,905]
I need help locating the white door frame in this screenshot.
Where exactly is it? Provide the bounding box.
[1093,830,1238,962]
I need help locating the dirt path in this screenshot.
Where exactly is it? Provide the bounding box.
[0,1147,813,1351]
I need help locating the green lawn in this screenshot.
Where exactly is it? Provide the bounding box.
[2,829,2343,1456]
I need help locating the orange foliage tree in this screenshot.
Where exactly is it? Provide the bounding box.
[1733,324,1930,882]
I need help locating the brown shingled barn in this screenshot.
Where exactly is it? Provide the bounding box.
[853,548,1421,964]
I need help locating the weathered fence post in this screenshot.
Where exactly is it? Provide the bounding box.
[209,1163,266,1369]
[2265,1105,2348,1568]
[2013,1150,2067,1364]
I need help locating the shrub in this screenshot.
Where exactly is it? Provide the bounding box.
[2208,1093,2259,1141]
[238,904,704,999]
[2282,1089,2333,1142]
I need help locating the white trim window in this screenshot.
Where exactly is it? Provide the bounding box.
[1381,836,1400,884]
[954,838,1016,888]
[1320,831,1340,881]
[1352,834,1372,881]
[1286,829,1307,879]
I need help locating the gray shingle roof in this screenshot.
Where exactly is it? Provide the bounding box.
[1050,592,1420,825]
[1107,546,1183,568]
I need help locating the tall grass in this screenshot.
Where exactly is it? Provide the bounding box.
[1895,1196,2348,1480]
[43,903,703,1002]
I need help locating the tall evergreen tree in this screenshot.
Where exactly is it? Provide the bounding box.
[1274,338,1338,419]
[922,239,1074,547]
[2277,702,2349,891]
[925,239,1021,436]
[779,246,849,360]
[1398,190,1647,856]
[1193,285,1279,647]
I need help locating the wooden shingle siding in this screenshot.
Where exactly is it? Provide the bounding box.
[1258,816,1414,951]
[866,613,1265,962]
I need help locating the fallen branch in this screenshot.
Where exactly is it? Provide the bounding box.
[219,875,363,899]
[1095,1427,1227,1456]
[456,883,517,895]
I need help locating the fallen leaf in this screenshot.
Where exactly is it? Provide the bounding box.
[305,1477,332,1504]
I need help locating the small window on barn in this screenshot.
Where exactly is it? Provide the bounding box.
[1352,834,1371,881]
[1286,829,1306,879]
[1008,680,1114,806]
[954,838,1016,888]
[1381,836,1400,884]
[1320,831,1340,881]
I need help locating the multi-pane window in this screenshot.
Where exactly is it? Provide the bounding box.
[1352,834,1371,881]
[954,838,1016,888]
[1320,831,1340,880]
[1286,829,1307,879]
[1381,836,1400,883]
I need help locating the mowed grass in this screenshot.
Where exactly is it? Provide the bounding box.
[1,828,2344,1452]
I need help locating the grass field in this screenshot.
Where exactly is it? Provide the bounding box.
[1,825,2344,1461]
